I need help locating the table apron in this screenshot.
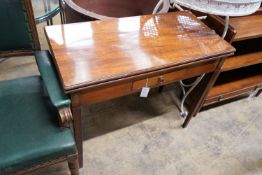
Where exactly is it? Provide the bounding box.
[71,59,219,106]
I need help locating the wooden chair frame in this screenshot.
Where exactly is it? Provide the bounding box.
[0,0,40,58]
[0,0,79,174]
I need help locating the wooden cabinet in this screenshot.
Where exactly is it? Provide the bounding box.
[203,7,262,107]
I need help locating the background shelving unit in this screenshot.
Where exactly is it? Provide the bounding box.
[203,7,262,106]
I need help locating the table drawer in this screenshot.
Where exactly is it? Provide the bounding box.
[132,61,217,90]
[204,85,262,106]
[74,82,133,105]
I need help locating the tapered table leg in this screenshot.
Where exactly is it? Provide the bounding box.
[256,89,262,97]
[182,58,225,128]
[72,106,83,168]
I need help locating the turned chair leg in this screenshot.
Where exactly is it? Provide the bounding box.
[68,155,80,175]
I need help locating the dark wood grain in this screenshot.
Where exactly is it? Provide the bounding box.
[45,11,234,92]
[64,0,169,22]
[182,57,226,127]
[68,155,80,175]
[204,15,236,43]
[45,12,235,167]
[73,0,161,18]
[205,63,262,105]
[132,61,216,90]
[203,8,262,43]
[203,9,262,107]
[231,14,262,42]
[222,51,262,72]
[78,82,132,105]
[207,74,262,99]
[204,86,261,106]
[24,0,40,51]
[74,60,220,105]
[71,105,83,168]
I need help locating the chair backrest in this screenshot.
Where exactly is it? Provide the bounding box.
[0,0,40,58]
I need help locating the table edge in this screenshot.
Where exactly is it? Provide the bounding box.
[63,51,235,93]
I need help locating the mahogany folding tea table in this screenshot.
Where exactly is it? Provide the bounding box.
[45,11,235,167]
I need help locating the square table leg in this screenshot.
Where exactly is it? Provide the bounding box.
[72,106,83,168]
[182,58,225,127]
[256,89,262,97]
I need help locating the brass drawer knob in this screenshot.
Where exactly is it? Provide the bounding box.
[218,95,223,102]
[158,76,165,84]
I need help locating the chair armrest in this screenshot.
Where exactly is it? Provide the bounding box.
[35,51,73,124]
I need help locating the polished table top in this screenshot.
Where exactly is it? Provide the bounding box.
[45,12,235,92]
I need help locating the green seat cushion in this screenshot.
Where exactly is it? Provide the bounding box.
[0,76,76,174]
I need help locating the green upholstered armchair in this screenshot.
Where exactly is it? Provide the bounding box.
[0,0,79,174]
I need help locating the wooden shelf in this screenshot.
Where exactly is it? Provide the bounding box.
[202,8,262,107]
[222,51,262,72]
[231,12,262,42]
[205,64,262,105]
[207,74,262,98]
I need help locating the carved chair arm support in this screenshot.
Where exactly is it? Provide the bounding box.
[59,107,73,125]
[35,51,73,125]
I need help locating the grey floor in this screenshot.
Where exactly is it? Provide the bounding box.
[0,16,261,175]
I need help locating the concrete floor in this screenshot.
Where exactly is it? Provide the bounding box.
[0,16,261,175]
